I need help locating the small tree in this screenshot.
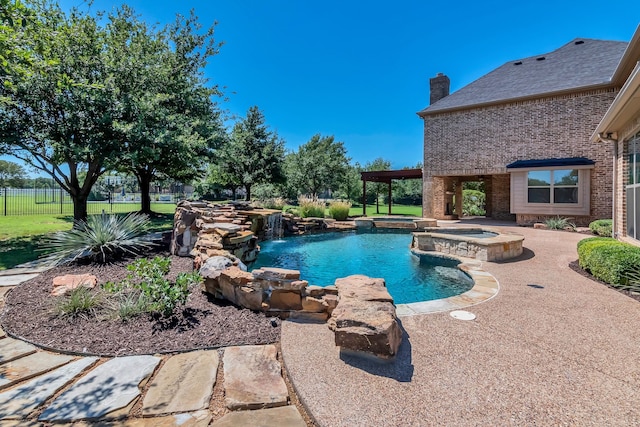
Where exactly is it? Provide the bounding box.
[217,106,286,201]
[286,134,350,199]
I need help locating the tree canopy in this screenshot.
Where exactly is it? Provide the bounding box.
[0,159,26,187]
[0,2,224,219]
[215,106,286,201]
[107,6,224,214]
[285,134,349,199]
[1,3,122,220]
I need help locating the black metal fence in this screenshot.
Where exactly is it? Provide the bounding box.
[1,187,184,216]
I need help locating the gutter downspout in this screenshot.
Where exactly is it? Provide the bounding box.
[598,132,619,238]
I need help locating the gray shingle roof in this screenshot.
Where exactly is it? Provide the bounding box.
[419,38,628,115]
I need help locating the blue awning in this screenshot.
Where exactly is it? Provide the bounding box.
[506,157,595,169]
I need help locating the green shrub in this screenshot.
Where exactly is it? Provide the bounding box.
[588,245,640,285]
[328,201,351,221]
[41,212,151,265]
[577,237,640,285]
[104,256,199,317]
[589,219,613,237]
[258,197,286,210]
[298,197,325,218]
[544,216,575,230]
[108,291,149,321]
[55,286,103,319]
[462,189,486,216]
[284,206,300,217]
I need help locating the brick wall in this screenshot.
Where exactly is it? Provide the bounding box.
[422,88,618,223]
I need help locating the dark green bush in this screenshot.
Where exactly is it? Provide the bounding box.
[589,219,613,237]
[577,237,621,269]
[577,237,640,285]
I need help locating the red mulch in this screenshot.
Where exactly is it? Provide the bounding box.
[0,254,280,356]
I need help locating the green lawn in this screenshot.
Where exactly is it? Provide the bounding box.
[283,203,423,218]
[0,210,175,270]
[348,203,423,217]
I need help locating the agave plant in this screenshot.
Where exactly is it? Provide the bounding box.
[41,212,152,265]
[544,216,576,231]
[622,270,640,293]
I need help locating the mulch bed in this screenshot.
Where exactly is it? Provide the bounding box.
[568,260,640,304]
[0,253,281,356]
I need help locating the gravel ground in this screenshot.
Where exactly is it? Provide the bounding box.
[1,254,281,356]
[282,222,640,427]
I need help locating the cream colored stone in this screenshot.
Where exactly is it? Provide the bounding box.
[142,351,218,416]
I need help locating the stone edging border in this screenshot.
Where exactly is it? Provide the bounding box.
[396,250,500,316]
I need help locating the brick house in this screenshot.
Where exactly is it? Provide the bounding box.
[418,27,640,226]
[591,27,640,242]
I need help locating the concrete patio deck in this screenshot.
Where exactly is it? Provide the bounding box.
[281,221,640,426]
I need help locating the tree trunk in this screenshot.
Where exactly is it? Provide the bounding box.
[245,184,252,201]
[72,193,88,223]
[139,173,152,215]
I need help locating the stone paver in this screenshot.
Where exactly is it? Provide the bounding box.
[74,410,212,427]
[0,357,98,419]
[223,344,288,410]
[0,352,74,389]
[0,338,37,364]
[211,406,306,427]
[39,355,160,421]
[142,350,219,416]
[0,273,39,287]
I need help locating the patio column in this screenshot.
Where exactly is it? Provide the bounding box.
[362,180,367,216]
[388,181,392,215]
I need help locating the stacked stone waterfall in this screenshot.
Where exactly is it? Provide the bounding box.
[171,200,403,359]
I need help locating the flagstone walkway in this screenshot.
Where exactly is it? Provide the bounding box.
[0,271,307,426]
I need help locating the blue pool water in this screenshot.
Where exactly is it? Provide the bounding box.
[250,230,474,304]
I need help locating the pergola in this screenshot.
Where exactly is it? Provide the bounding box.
[360,168,423,216]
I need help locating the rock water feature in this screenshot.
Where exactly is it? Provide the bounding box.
[171,200,403,359]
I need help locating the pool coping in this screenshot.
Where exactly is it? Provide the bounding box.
[396,250,500,317]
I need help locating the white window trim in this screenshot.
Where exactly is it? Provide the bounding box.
[509,165,592,216]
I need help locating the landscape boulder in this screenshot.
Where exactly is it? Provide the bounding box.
[329,275,402,359]
[51,274,98,297]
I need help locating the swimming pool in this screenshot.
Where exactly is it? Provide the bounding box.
[250,230,474,304]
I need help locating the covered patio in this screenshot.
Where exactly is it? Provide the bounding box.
[360,168,422,216]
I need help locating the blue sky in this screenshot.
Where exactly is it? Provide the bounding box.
[4,1,639,170]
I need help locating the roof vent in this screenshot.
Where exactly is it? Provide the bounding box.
[514,61,522,65]
[536,56,546,61]
[574,40,584,45]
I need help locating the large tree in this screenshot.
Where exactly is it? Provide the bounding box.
[0,3,123,220]
[285,134,349,199]
[108,7,224,214]
[217,106,285,201]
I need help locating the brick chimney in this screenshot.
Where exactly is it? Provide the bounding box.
[429,73,450,105]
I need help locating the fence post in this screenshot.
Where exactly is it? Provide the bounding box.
[3,187,6,216]
[60,187,63,214]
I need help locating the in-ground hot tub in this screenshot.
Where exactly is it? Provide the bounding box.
[412,227,524,261]
[354,216,437,230]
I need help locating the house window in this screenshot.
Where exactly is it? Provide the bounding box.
[626,132,640,240]
[527,169,579,204]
